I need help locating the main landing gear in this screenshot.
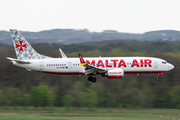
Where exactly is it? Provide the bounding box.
[88,75,97,83]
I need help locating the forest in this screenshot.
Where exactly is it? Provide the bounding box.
[0,39,180,110]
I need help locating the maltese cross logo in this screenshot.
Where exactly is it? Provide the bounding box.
[15,40,27,52]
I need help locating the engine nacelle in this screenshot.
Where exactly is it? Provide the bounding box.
[106,69,124,79]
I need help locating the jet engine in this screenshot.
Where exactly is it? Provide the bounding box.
[102,68,124,78]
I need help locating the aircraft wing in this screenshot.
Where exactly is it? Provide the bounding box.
[59,49,67,58]
[6,57,30,64]
[78,54,107,75]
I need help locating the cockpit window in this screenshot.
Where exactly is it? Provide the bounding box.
[162,61,167,64]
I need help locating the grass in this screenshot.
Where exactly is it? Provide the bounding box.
[0,107,179,120]
[0,114,163,120]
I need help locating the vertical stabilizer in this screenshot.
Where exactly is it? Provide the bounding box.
[10,29,51,60]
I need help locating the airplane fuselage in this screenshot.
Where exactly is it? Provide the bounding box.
[12,57,174,75]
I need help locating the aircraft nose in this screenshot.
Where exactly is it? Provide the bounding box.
[168,63,174,70]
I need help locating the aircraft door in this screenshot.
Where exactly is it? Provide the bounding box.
[39,62,44,71]
[68,62,72,69]
[154,60,158,68]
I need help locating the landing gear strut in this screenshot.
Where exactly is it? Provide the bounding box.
[88,75,97,83]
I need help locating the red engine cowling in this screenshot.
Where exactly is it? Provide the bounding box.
[107,69,124,79]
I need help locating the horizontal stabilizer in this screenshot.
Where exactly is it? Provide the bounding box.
[6,57,30,64]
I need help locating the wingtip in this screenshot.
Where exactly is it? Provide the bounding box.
[6,57,11,60]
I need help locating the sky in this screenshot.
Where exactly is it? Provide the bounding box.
[0,0,180,33]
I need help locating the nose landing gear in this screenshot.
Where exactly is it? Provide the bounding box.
[88,75,97,83]
[155,75,159,81]
[155,72,166,81]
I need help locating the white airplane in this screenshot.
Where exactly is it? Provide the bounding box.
[7,29,174,82]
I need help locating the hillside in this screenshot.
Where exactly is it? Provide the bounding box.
[0,29,180,44]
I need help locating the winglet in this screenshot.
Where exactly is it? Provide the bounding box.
[59,49,67,58]
[78,54,86,66]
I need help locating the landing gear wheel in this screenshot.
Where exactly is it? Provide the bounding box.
[155,76,159,81]
[88,76,97,82]
[92,78,97,82]
[88,76,93,81]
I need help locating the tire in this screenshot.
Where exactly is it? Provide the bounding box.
[155,76,159,81]
[92,78,97,82]
[88,76,93,81]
